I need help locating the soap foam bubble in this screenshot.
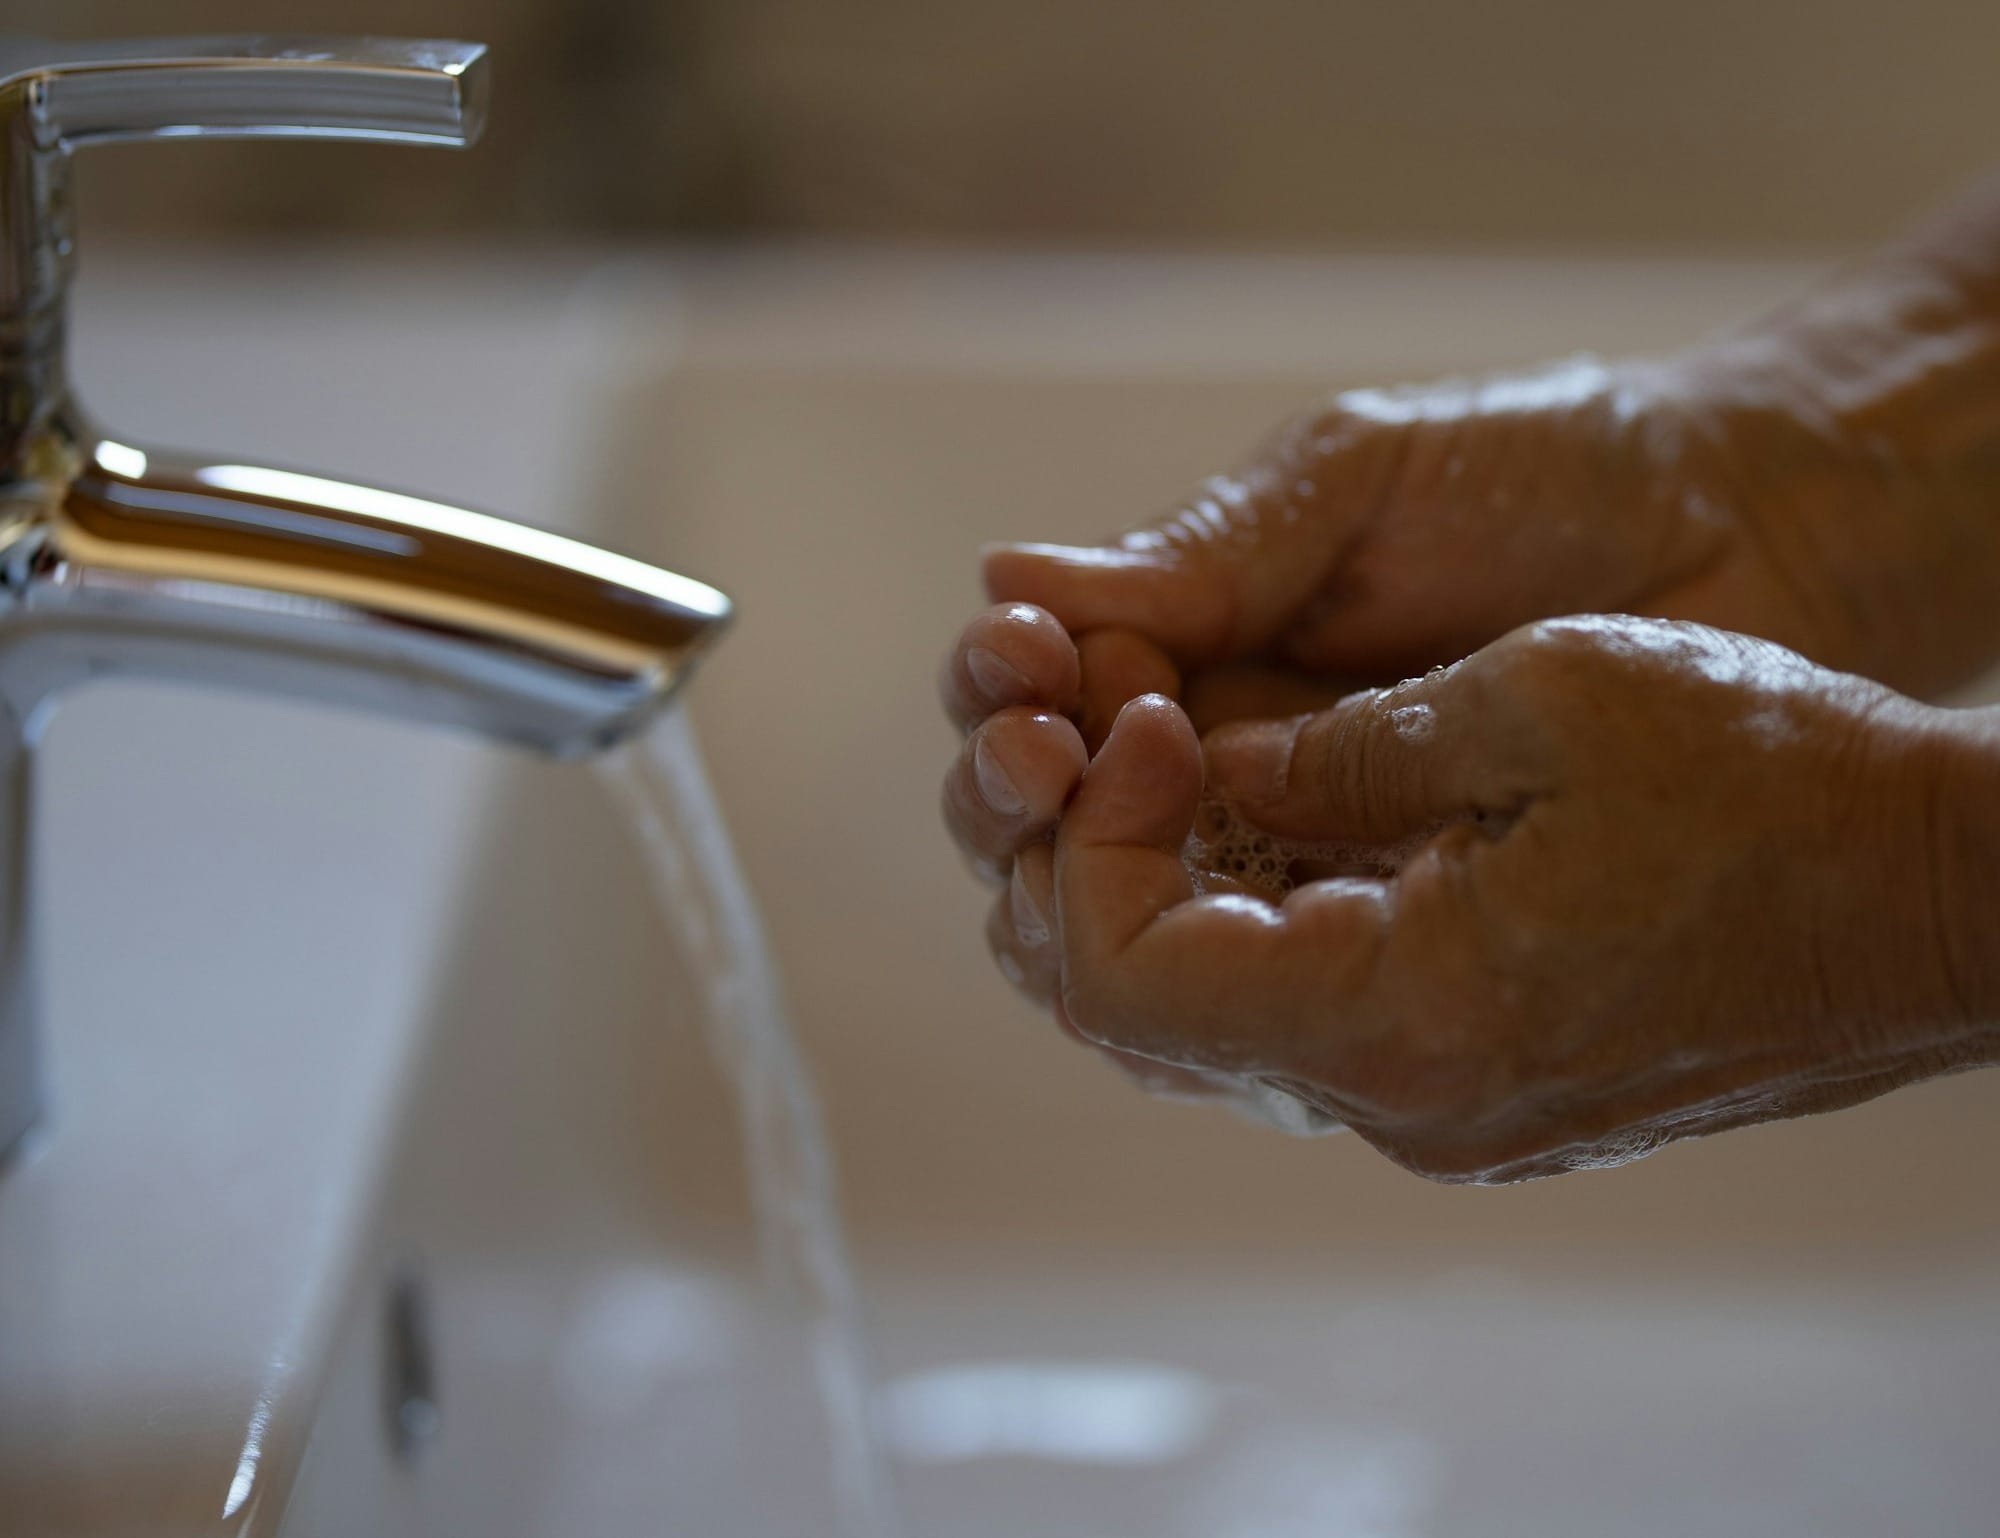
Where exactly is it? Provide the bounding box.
[1168,798,1421,1139]
[1182,797,1410,900]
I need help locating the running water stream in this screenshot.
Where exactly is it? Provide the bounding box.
[599,709,902,1538]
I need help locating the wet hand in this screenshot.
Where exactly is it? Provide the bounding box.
[984,337,2000,703]
[1050,617,1992,1182]
[941,601,1308,1112]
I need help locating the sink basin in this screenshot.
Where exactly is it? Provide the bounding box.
[505,247,2000,1536]
[0,249,629,1537]
[8,246,1999,1537]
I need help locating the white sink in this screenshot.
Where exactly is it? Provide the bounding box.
[0,249,629,1536]
[7,246,2000,1537]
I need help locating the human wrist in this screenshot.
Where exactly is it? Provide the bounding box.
[1709,168,2000,411]
[1651,248,2000,694]
[1669,162,2000,458]
[1674,240,1999,445]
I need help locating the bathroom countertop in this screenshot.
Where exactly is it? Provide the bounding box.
[0,248,661,1537]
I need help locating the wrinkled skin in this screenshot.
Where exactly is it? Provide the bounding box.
[941,181,2000,1179]
[1055,622,1985,1183]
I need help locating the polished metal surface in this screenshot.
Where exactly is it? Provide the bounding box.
[0,37,732,1164]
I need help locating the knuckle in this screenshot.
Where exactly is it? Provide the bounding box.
[1503,617,1612,680]
[1505,613,1721,683]
[1356,699,1416,821]
[1287,396,1407,495]
[1292,400,1370,462]
[1314,387,1413,446]
[1481,618,1637,735]
[1297,694,1418,832]
[1295,708,1347,806]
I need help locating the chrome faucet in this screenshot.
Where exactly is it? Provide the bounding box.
[0,37,731,1162]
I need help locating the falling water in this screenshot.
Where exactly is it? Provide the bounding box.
[599,709,901,1538]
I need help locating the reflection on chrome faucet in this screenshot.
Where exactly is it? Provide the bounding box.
[0,36,731,1164]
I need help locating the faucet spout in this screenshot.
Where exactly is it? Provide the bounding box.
[0,415,730,1168]
[7,427,729,757]
[0,31,712,1168]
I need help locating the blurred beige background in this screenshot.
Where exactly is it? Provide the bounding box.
[27,0,2000,253]
[28,1,2000,1269]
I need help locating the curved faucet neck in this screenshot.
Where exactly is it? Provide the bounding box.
[0,35,729,1173]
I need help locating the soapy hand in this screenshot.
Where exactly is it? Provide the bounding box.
[980,336,2000,711]
[1040,617,1988,1181]
[943,179,2000,1173]
[940,334,2000,1127]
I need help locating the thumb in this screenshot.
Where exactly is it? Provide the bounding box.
[1202,675,1482,847]
[982,416,1381,663]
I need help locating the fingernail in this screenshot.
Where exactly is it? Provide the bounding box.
[965,644,1032,702]
[1010,865,1051,946]
[1205,718,1299,805]
[973,734,1029,815]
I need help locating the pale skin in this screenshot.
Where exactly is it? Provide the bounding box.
[941,173,2000,1183]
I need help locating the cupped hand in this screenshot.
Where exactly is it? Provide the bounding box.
[944,331,2000,1143]
[940,600,1305,1117]
[986,342,2000,706]
[1050,616,1986,1182]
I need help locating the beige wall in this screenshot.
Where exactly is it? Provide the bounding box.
[29,0,2000,251]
